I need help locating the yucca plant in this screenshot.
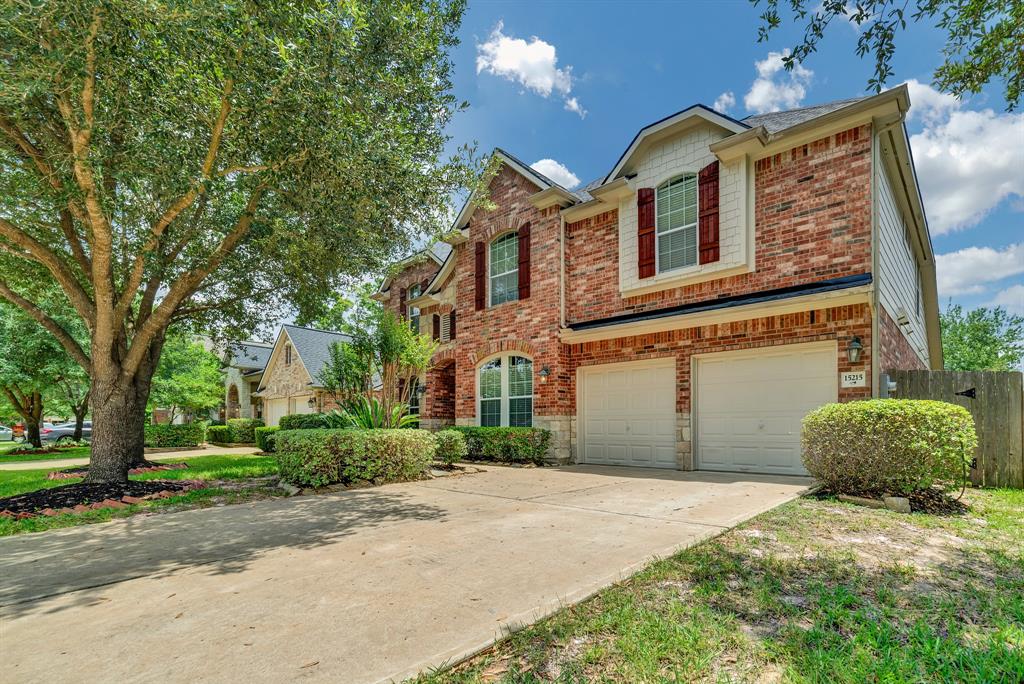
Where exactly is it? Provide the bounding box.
[338,396,420,429]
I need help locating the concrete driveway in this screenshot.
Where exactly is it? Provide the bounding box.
[1,465,809,683]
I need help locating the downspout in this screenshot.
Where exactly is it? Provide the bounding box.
[559,210,566,329]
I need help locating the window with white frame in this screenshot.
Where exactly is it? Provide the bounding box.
[489,232,519,306]
[656,174,698,273]
[408,284,421,333]
[478,354,532,427]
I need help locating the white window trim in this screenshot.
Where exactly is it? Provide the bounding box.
[488,232,519,307]
[475,353,533,427]
[408,284,422,332]
[655,174,699,275]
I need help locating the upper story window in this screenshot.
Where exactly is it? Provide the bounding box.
[489,232,519,306]
[284,343,292,366]
[656,174,698,273]
[408,284,421,333]
[478,354,532,427]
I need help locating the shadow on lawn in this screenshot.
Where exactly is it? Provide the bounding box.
[0,486,446,617]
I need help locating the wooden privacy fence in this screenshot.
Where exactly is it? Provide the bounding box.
[885,369,1024,489]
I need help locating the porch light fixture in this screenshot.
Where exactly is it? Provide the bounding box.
[846,336,863,364]
[539,366,551,383]
[416,383,426,397]
[307,396,317,409]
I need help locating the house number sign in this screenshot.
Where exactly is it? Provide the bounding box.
[840,371,866,388]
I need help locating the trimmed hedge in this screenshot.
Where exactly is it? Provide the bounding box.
[275,428,435,487]
[207,418,265,444]
[802,399,977,495]
[144,422,206,448]
[434,429,467,465]
[279,413,331,430]
[255,426,280,453]
[206,424,231,444]
[452,427,551,464]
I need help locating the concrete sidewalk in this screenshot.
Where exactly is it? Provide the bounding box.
[1,465,810,683]
[0,445,259,471]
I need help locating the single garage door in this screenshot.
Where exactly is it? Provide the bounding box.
[696,343,836,475]
[264,398,288,427]
[580,359,677,468]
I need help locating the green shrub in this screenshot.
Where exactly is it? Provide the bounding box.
[144,422,206,448]
[226,418,263,443]
[434,429,467,464]
[255,426,280,453]
[206,424,231,444]
[802,399,977,495]
[275,428,435,487]
[452,427,551,464]
[279,413,331,430]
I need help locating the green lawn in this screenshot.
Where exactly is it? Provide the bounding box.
[0,454,281,536]
[416,489,1024,683]
[0,445,91,462]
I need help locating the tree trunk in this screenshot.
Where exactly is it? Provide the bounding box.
[25,421,42,449]
[73,410,85,441]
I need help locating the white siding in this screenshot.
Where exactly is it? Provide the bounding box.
[618,124,749,294]
[876,157,929,365]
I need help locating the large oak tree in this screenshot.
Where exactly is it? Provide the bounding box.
[0,0,476,482]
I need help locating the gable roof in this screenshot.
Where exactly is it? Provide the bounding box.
[224,341,272,371]
[741,96,870,134]
[375,241,450,295]
[281,324,351,385]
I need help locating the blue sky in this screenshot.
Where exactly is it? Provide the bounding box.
[441,0,1023,316]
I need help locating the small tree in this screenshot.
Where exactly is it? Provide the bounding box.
[941,303,1024,370]
[149,334,224,423]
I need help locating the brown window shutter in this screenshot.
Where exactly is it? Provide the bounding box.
[399,287,407,319]
[637,188,656,278]
[449,310,456,339]
[474,241,486,310]
[517,222,531,300]
[698,161,720,264]
[432,313,440,341]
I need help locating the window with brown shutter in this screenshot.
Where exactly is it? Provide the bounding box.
[698,160,720,264]
[399,287,407,319]
[449,310,457,339]
[474,242,485,310]
[432,313,440,341]
[517,222,531,299]
[637,188,656,278]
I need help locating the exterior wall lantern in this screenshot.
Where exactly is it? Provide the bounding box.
[539,366,551,383]
[847,336,863,364]
[416,383,427,397]
[307,395,317,410]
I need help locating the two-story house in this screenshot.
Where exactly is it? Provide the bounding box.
[376,85,941,475]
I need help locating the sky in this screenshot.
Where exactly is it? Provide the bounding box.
[439,0,1024,317]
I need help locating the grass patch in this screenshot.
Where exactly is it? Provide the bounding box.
[0,454,281,536]
[0,445,91,462]
[414,490,1024,683]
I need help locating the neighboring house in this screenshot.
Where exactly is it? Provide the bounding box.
[376,84,941,476]
[255,325,351,427]
[221,341,274,421]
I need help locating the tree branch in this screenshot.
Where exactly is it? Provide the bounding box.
[0,279,91,371]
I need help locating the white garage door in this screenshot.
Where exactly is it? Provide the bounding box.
[696,343,836,475]
[580,359,677,468]
[264,398,288,427]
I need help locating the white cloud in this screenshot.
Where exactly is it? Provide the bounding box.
[936,243,1024,296]
[530,158,580,189]
[743,49,813,114]
[476,21,585,118]
[991,284,1024,315]
[906,79,1024,234]
[713,91,736,112]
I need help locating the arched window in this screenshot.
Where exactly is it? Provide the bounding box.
[489,232,519,306]
[656,174,698,272]
[478,354,532,427]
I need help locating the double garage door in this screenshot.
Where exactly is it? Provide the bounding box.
[579,343,837,475]
[264,396,314,427]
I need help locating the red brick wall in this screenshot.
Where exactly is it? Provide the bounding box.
[567,303,873,412]
[451,164,567,419]
[565,125,873,324]
[383,257,442,320]
[878,305,928,371]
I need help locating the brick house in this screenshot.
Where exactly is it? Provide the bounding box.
[376,85,941,475]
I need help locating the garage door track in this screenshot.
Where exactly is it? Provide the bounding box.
[2,465,810,683]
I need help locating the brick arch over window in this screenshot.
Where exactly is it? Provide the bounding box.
[466,340,536,367]
[431,347,457,366]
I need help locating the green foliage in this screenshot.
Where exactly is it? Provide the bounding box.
[802,399,977,495]
[274,428,435,487]
[207,418,264,443]
[255,426,280,453]
[941,303,1024,371]
[340,396,420,429]
[433,429,467,465]
[278,413,331,430]
[452,427,551,464]
[754,0,1023,109]
[149,334,224,420]
[143,423,206,448]
[206,425,231,444]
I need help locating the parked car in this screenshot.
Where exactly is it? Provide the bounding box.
[41,421,91,444]
[0,424,13,441]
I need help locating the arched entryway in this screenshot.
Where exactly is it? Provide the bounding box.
[226,384,241,420]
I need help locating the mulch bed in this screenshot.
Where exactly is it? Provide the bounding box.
[6,446,77,456]
[47,462,189,480]
[908,487,970,515]
[0,479,205,519]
